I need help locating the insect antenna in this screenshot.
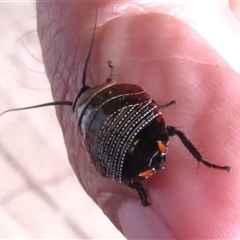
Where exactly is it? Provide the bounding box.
[81,9,98,88]
[1,9,99,117]
[0,101,73,117]
[72,8,98,111]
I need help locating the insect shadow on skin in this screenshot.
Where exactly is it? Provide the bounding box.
[0,10,231,206]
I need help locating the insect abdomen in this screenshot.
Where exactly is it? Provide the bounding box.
[98,99,163,181]
[76,82,163,180]
[76,84,151,173]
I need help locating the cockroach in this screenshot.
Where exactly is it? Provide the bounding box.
[0,14,231,206]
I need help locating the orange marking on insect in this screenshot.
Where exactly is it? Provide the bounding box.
[138,169,155,178]
[157,140,167,153]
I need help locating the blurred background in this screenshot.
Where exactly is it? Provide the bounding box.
[0,2,124,238]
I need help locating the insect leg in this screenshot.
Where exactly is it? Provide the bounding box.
[157,100,176,109]
[167,126,231,172]
[128,182,150,206]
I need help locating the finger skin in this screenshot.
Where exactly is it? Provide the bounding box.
[37,2,240,239]
[229,0,240,21]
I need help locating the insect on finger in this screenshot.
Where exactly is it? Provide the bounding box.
[0,9,231,206]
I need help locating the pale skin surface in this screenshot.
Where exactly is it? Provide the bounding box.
[37,1,240,239]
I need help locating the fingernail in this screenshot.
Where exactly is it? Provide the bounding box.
[118,200,175,239]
